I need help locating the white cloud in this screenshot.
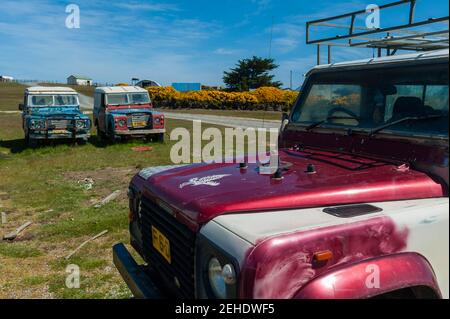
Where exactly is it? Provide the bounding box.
[266,1,368,55]
[275,55,316,88]
[0,0,226,85]
[251,0,272,15]
[214,48,241,55]
[115,2,179,12]
[234,0,272,28]
[270,22,304,53]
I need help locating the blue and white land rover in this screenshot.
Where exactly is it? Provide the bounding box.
[20,87,91,147]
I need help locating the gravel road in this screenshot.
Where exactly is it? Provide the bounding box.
[163,111,281,129]
[78,93,94,110]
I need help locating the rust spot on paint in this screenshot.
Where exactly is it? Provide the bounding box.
[240,216,409,299]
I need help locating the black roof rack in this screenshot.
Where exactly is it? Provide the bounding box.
[306,0,449,64]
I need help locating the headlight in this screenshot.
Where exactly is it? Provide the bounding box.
[118,119,127,127]
[154,117,161,123]
[208,257,236,299]
[30,119,46,130]
[222,264,237,285]
[76,120,87,129]
[208,258,226,298]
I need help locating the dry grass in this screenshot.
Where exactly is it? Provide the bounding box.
[0,82,25,111]
[38,83,96,97]
[0,83,229,298]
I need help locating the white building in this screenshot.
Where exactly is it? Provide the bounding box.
[67,75,92,86]
[0,75,14,82]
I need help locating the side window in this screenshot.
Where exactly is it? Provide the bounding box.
[385,85,423,121]
[424,85,449,112]
[385,85,449,121]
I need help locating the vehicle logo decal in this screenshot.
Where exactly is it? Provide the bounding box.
[179,174,232,189]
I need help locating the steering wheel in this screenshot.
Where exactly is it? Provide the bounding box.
[327,107,359,120]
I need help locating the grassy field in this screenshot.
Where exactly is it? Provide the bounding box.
[157,108,283,121]
[0,82,24,111]
[0,83,235,298]
[38,83,96,97]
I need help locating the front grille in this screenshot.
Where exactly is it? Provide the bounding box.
[128,114,150,128]
[48,119,73,129]
[140,196,196,299]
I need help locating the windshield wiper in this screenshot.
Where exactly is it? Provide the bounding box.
[369,114,444,137]
[305,116,360,132]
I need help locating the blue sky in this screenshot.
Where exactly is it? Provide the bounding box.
[0,0,448,88]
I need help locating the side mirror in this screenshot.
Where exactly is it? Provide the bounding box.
[280,112,290,132]
[18,103,24,111]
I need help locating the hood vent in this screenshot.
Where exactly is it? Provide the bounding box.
[323,204,383,218]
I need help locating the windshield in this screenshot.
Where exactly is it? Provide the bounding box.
[29,95,79,107]
[130,93,150,104]
[106,93,151,106]
[292,62,449,137]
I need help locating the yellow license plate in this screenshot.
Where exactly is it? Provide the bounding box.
[152,226,171,263]
[53,129,68,134]
[132,121,146,128]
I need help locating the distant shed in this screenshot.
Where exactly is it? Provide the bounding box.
[0,75,14,82]
[67,75,92,86]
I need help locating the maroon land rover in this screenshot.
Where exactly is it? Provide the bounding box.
[113,3,449,298]
[113,48,449,299]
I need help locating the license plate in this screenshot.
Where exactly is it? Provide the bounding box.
[53,129,68,134]
[152,226,171,263]
[132,121,146,128]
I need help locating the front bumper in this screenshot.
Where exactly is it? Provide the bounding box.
[29,131,90,139]
[115,128,166,136]
[113,243,166,299]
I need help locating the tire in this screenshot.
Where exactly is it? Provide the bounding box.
[155,133,165,143]
[106,122,119,143]
[108,128,118,143]
[96,124,107,141]
[26,133,39,148]
[77,138,88,146]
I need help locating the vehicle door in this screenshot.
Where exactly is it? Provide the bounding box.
[21,94,30,132]
[97,93,107,132]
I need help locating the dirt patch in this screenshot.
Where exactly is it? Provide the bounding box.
[12,232,36,242]
[64,167,137,185]
[0,191,10,201]
[63,167,139,204]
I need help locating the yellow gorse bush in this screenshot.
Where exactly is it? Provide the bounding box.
[147,87,299,112]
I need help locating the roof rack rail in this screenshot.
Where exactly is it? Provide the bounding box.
[306,0,449,64]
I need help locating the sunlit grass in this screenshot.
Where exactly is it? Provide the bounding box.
[0,108,228,298]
